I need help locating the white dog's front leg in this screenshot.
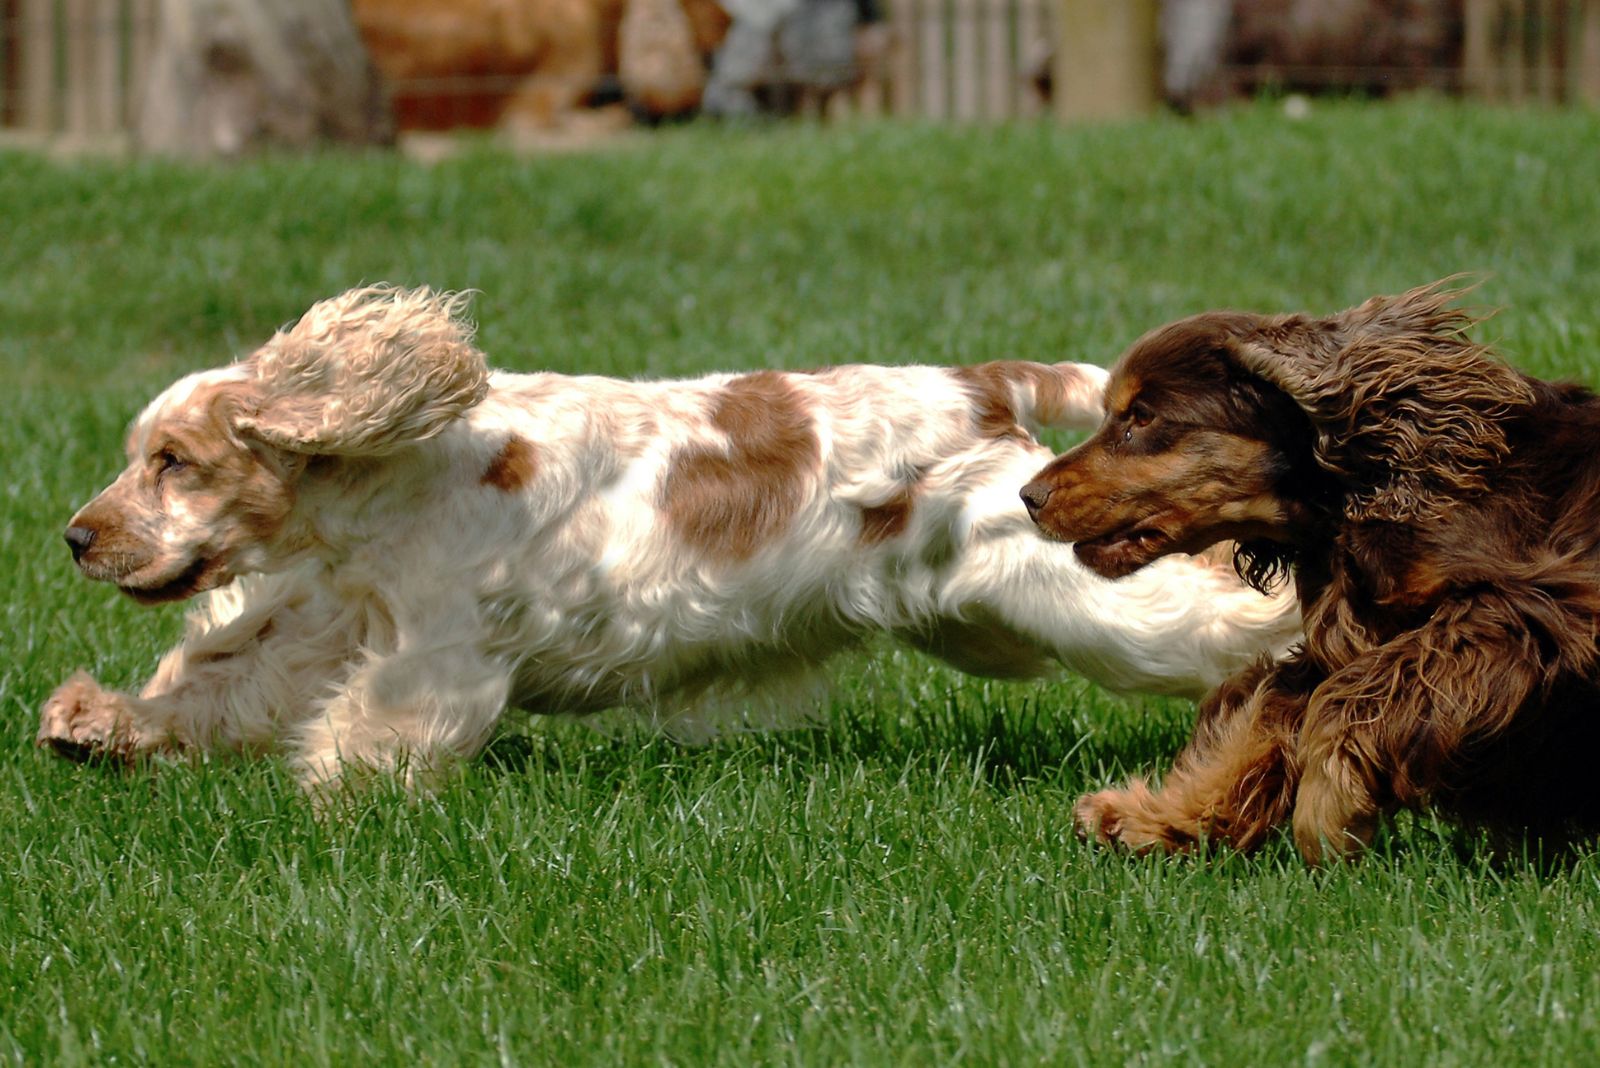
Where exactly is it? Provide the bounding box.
[39,577,347,760]
[291,644,513,791]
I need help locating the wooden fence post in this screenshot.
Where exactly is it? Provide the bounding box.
[1052,0,1157,122]
[1463,0,1496,99]
[127,0,157,126]
[981,0,1007,119]
[886,0,916,115]
[1016,0,1046,116]
[63,0,120,139]
[1580,0,1600,104]
[18,0,57,132]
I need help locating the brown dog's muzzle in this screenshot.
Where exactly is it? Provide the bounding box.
[60,496,223,604]
[1020,446,1196,579]
[1021,449,1109,546]
[1019,479,1053,523]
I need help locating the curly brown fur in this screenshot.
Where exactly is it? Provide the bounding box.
[1023,280,1600,863]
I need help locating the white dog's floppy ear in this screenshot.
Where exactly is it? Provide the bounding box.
[236,286,490,456]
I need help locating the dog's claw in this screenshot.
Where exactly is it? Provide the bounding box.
[40,735,102,764]
[37,670,134,760]
[1074,789,1126,845]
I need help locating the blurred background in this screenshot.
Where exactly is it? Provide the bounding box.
[1,0,1596,157]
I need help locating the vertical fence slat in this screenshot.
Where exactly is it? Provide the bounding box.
[981,0,1007,119]
[1464,0,1496,98]
[1581,0,1600,102]
[1507,0,1528,100]
[919,0,946,116]
[1053,0,1158,122]
[0,1,12,126]
[92,0,119,132]
[952,0,978,118]
[887,0,917,115]
[63,0,87,132]
[126,0,154,126]
[1536,0,1560,100]
[1015,0,1043,116]
[18,0,55,130]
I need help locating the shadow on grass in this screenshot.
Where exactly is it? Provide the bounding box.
[480,685,1198,795]
[477,694,1600,877]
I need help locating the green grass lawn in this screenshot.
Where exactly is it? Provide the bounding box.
[4,101,1600,1064]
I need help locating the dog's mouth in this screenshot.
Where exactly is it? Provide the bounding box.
[1072,521,1176,579]
[116,556,224,605]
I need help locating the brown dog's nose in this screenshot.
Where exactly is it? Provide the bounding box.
[1019,481,1052,520]
[63,525,96,562]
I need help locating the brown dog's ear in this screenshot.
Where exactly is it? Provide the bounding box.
[235,286,490,456]
[1230,280,1534,522]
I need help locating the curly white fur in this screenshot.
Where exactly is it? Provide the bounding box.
[41,286,1300,789]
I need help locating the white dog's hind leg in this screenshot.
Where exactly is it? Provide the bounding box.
[950,535,1298,698]
[291,645,514,791]
[934,470,1300,698]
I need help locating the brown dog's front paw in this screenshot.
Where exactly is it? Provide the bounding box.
[1291,768,1380,866]
[1074,787,1133,844]
[1073,781,1189,854]
[38,671,135,761]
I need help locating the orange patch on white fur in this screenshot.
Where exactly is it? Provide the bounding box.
[859,481,919,545]
[953,361,1090,441]
[662,372,820,561]
[1023,364,1095,427]
[481,436,539,491]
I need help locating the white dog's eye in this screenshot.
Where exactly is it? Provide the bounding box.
[155,449,188,480]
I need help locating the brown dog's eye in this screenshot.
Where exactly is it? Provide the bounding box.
[1128,402,1154,428]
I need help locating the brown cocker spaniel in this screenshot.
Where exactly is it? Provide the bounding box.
[1022,281,1600,863]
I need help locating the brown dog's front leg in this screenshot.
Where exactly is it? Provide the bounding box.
[1075,657,1312,854]
[1290,588,1567,864]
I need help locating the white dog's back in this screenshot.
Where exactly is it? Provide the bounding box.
[287,356,1295,738]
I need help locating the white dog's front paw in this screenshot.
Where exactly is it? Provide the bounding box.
[37,671,138,761]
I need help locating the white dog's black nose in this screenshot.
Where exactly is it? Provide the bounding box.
[63,525,96,562]
[1020,481,1052,520]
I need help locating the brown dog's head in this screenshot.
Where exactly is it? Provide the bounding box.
[1021,281,1533,591]
[1021,311,1323,589]
[64,286,488,603]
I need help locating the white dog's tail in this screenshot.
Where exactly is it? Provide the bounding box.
[953,360,1109,435]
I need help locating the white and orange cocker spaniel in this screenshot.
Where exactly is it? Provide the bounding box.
[40,286,1298,789]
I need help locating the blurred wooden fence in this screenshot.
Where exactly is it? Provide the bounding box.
[869,0,1055,119]
[1,0,1598,141]
[1464,0,1600,102]
[0,0,155,138]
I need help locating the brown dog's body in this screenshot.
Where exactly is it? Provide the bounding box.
[1023,283,1600,863]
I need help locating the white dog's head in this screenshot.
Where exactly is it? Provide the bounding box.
[64,286,488,603]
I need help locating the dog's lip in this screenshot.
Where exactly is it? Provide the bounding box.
[1070,517,1176,577]
[1078,525,1168,551]
[1076,516,1174,553]
[117,556,217,605]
